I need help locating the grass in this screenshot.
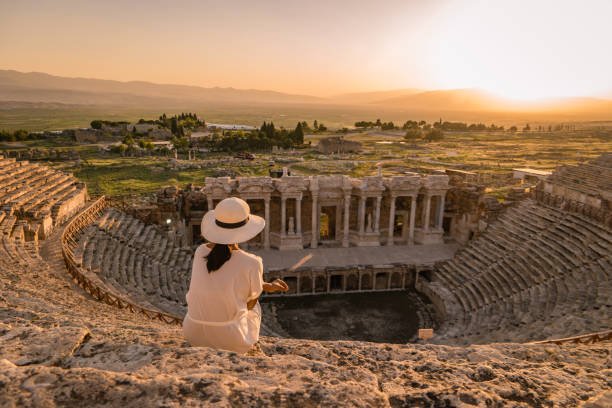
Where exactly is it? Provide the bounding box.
[2,128,610,197]
[71,158,212,196]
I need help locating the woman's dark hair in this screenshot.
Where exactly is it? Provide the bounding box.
[205,244,232,272]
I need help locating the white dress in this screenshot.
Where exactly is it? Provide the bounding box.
[183,245,264,353]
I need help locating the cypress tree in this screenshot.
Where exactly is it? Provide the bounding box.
[294,122,304,145]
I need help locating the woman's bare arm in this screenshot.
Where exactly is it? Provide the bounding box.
[263,279,289,293]
[246,279,289,310]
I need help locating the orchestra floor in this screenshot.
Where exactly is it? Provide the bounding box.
[252,242,459,271]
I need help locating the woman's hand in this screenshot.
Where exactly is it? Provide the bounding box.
[263,279,289,293]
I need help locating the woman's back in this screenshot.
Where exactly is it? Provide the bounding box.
[182,197,286,353]
[186,244,263,324]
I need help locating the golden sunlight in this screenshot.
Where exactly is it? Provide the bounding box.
[422,0,612,100]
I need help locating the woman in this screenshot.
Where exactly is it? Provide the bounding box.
[183,197,289,353]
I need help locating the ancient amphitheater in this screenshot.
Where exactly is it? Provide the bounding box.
[1,154,611,406]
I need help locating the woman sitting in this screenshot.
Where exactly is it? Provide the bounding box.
[183,197,288,353]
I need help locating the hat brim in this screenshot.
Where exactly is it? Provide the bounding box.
[200,210,266,244]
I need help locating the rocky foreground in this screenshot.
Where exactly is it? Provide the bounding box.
[0,241,610,407]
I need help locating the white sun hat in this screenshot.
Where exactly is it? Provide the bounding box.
[200,197,265,244]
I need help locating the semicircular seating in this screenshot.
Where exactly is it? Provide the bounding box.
[0,156,87,239]
[74,208,192,316]
[426,198,611,344]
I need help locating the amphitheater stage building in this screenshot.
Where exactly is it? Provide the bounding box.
[253,242,459,271]
[157,171,454,250]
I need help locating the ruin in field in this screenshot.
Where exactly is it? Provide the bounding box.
[0,153,610,405]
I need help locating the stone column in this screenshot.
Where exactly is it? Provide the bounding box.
[264,197,270,249]
[311,193,318,248]
[374,196,382,233]
[387,195,396,246]
[437,193,446,230]
[207,197,214,211]
[281,197,287,237]
[408,195,416,245]
[424,194,432,232]
[296,195,302,234]
[358,196,366,235]
[342,193,350,247]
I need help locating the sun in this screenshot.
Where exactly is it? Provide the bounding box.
[419,0,612,101]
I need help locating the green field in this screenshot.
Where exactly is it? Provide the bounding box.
[3,129,610,198]
[49,156,270,197]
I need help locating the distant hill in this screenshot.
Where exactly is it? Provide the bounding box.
[0,70,322,107]
[373,88,612,116]
[373,89,503,110]
[330,88,422,104]
[0,70,611,126]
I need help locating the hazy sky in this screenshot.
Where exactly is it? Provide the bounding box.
[1,0,611,99]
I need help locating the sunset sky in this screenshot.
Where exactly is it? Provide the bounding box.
[1,0,611,100]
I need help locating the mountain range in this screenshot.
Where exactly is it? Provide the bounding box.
[1,70,611,125]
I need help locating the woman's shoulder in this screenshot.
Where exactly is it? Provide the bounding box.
[195,243,213,256]
[235,249,263,267]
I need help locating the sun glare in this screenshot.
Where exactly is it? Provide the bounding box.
[421,0,612,101]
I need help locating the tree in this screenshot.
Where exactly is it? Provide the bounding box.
[138,139,154,150]
[13,129,29,140]
[402,120,419,130]
[171,136,189,151]
[122,134,135,147]
[115,143,128,156]
[0,130,15,142]
[90,120,103,129]
[381,121,396,130]
[355,120,374,128]
[509,126,518,133]
[293,122,305,145]
[404,128,422,141]
[170,117,179,135]
[375,118,382,127]
[317,122,327,132]
[424,128,444,142]
[523,123,531,132]
[313,120,318,131]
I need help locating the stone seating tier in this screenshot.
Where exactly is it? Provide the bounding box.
[74,208,192,316]
[0,157,87,239]
[548,162,612,196]
[428,199,611,344]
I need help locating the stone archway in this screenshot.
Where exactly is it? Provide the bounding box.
[375,272,388,290]
[346,274,359,291]
[299,275,312,294]
[390,272,402,289]
[315,275,327,292]
[360,273,372,290]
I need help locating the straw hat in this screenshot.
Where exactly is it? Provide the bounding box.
[200,197,265,244]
